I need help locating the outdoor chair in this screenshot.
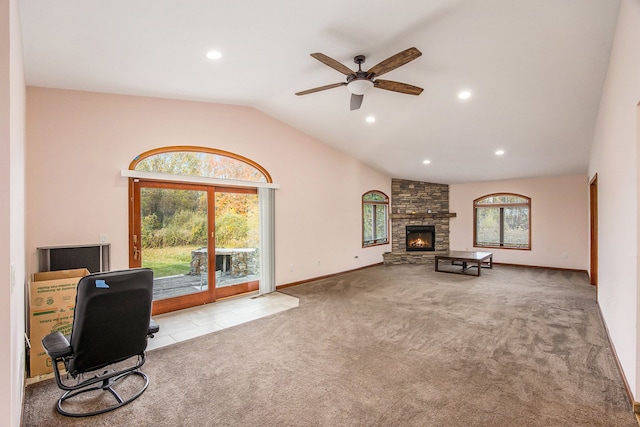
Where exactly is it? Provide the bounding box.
[41,268,159,417]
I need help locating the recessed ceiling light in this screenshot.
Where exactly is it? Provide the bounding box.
[495,150,505,155]
[206,50,222,60]
[365,116,376,123]
[423,160,431,164]
[458,90,472,100]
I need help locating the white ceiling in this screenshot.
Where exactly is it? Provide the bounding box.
[19,0,621,184]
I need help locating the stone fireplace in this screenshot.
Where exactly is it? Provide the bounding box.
[383,179,456,265]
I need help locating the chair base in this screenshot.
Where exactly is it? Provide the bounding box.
[57,370,149,417]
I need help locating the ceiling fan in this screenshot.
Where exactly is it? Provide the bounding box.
[295,47,424,111]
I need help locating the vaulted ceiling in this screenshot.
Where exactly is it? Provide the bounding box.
[19,0,621,183]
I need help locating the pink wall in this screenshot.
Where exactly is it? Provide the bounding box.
[2,0,26,425]
[26,87,391,286]
[0,3,11,419]
[589,0,640,400]
[450,175,588,270]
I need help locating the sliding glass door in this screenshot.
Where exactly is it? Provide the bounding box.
[130,180,259,315]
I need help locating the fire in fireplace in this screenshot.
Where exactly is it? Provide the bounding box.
[406,225,436,251]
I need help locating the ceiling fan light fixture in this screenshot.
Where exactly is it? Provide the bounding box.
[347,79,374,95]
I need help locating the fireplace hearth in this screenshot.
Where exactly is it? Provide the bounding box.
[406,225,436,252]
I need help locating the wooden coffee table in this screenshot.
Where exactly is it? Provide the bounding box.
[435,251,493,276]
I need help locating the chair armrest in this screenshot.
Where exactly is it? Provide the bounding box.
[41,331,72,359]
[148,319,159,335]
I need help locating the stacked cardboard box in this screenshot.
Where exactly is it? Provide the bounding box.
[28,268,90,377]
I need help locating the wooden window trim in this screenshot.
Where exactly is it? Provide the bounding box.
[473,192,531,250]
[362,190,389,248]
[129,145,273,183]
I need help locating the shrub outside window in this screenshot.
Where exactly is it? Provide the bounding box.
[363,191,389,247]
[474,193,530,250]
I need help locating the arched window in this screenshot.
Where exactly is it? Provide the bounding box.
[474,193,531,250]
[363,191,389,247]
[130,146,271,183]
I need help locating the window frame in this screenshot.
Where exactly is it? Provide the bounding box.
[473,193,531,250]
[129,145,272,183]
[362,190,389,248]
[127,146,271,314]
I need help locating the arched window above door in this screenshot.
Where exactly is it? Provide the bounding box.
[130,146,272,183]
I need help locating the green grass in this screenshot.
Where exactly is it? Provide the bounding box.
[141,245,197,278]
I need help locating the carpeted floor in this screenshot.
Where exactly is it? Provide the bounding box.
[22,264,637,426]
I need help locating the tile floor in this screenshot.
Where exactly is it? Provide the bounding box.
[146,291,299,351]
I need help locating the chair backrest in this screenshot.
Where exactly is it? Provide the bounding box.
[68,268,154,375]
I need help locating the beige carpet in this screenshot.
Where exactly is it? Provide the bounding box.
[23,264,636,426]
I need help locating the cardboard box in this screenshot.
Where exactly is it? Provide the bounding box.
[28,268,90,377]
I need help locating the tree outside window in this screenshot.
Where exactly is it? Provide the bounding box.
[134,149,266,250]
[363,191,389,247]
[474,193,530,249]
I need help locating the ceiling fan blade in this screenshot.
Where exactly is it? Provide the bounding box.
[295,82,347,96]
[366,47,422,78]
[374,79,424,95]
[310,53,354,76]
[350,94,364,111]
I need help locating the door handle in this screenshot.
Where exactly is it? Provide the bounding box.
[133,235,140,260]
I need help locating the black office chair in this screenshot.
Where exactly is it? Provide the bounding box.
[41,268,159,417]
